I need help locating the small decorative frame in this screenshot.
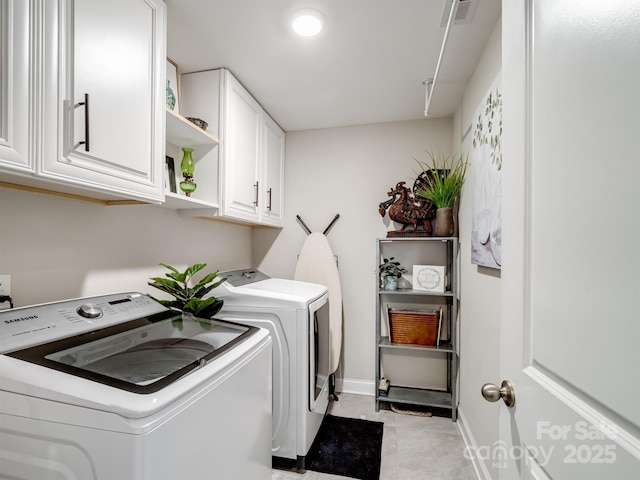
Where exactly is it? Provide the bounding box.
[412,265,446,292]
[165,156,177,193]
[166,58,180,113]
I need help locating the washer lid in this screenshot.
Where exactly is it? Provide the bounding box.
[6,313,258,394]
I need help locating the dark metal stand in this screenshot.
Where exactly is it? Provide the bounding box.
[296,214,340,236]
[329,373,339,401]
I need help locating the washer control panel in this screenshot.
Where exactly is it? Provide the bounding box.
[77,303,103,319]
[220,269,270,287]
[0,293,168,353]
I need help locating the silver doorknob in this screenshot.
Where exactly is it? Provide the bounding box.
[481,380,516,408]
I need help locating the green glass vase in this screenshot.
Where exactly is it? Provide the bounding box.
[179,147,197,196]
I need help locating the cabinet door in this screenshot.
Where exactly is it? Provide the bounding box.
[39,0,164,202]
[221,71,261,222]
[0,0,32,173]
[261,114,284,227]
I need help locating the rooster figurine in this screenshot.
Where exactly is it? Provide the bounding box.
[378,179,436,234]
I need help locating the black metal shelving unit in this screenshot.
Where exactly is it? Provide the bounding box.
[375,237,459,421]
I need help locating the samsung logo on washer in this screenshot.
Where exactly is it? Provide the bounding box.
[4,315,38,324]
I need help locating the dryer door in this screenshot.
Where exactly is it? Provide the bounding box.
[309,294,330,414]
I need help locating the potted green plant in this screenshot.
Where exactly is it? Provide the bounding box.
[379,257,407,291]
[148,263,226,329]
[415,151,469,236]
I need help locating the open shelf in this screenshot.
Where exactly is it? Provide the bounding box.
[378,386,453,410]
[162,191,219,210]
[378,287,455,297]
[166,108,218,147]
[164,108,219,211]
[378,336,454,353]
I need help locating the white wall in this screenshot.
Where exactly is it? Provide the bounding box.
[0,188,252,307]
[253,118,452,392]
[453,16,502,480]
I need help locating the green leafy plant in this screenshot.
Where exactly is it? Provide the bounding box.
[148,263,226,326]
[379,257,407,279]
[415,152,469,209]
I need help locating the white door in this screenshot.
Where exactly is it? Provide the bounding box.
[496,1,640,478]
[261,113,284,227]
[72,0,155,175]
[0,0,31,173]
[222,70,261,222]
[39,0,164,202]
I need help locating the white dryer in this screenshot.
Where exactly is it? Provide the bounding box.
[211,269,330,469]
[0,292,272,480]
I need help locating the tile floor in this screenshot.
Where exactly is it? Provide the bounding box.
[272,393,476,480]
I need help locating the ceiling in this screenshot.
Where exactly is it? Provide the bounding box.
[166,0,501,132]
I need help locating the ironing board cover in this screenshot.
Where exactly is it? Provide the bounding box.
[294,232,343,374]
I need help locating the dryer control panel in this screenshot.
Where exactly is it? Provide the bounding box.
[220,269,270,287]
[0,293,168,354]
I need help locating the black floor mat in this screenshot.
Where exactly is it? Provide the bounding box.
[306,414,384,480]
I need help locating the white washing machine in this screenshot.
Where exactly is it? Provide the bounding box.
[0,292,272,480]
[211,269,330,469]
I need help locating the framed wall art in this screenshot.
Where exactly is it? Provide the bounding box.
[412,265,445,293]
[166,58,180,113]
[165,155,177,193]
[471,71,502,269]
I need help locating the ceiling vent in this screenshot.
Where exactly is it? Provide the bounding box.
[440,0,478,27]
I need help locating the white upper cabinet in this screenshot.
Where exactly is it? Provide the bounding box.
[180,68,285,227]
[0,0,32,174]
[37,0,165,202]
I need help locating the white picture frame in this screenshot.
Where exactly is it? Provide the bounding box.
[412,265,446,292]
[166,58,180,113]
[165,155,177,193]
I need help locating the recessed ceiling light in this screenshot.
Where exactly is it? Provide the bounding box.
[292,9,324,37]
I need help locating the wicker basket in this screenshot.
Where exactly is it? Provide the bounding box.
[388,308,441,346]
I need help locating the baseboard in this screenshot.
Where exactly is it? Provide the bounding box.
[456,407,490,480]
[335,377,375,396]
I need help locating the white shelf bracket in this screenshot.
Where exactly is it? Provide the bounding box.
[423,78,434,117]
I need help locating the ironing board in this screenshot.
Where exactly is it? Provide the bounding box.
[294,232,343,377]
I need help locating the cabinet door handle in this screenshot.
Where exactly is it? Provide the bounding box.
[73,93,90,152]
[267,187,272,211]
[253,182,259,206]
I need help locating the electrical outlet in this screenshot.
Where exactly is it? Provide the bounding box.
[0,275,11,296]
